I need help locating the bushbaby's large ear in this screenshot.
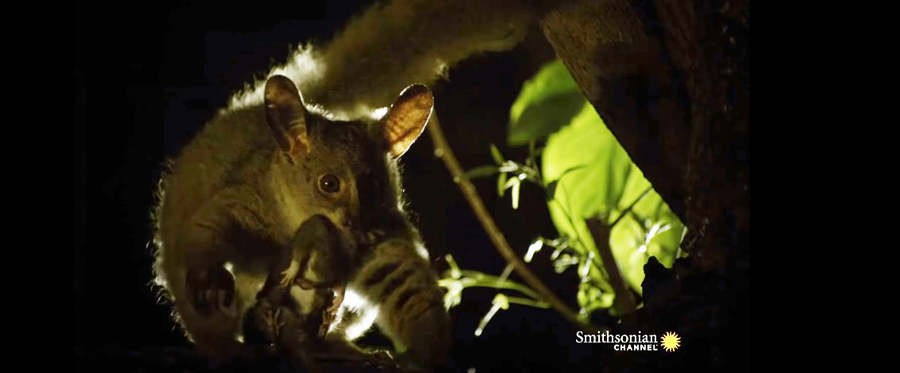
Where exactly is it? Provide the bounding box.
[265,75,310,159]
[384,84,433,157]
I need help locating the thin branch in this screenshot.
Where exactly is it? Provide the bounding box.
[443,270,546,301]
[426,114,595,331]
[585,219,637,315]
[506,296,550,309]
[585,186,648,316]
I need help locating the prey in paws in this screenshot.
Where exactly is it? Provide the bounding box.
[280,214,355,309]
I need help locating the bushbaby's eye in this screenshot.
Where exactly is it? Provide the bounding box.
[319,174,341,193]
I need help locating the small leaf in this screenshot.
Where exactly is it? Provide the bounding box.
[475,294,509,337]
[498,161,520,173]
[524,239,543,263]
[497,172,508,197]
[503,177,520,209]
[464,165,500,179]
[493,293,510,310]
[511,179,521,210]
[503,176,519,190]
[444,254,461,279]
[578,282,614,311]
[553,254,579,273]
[490,144,505,165]
[578,252,594,281]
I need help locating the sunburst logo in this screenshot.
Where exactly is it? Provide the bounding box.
[660,331,681,352]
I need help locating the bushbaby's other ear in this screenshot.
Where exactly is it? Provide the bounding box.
[384,84,433,158]
[265,75,310,159]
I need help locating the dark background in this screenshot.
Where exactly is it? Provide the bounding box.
[73,1,699,371]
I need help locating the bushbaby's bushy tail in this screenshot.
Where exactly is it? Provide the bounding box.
[229,0,564,118]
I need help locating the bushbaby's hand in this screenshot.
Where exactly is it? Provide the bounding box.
[280,260,301,288]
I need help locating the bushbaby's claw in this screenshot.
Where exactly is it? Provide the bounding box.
[280,261,300,288]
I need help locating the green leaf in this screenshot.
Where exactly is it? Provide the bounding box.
[511,178,521,210]
[464,165,500,179]
[490,144,505,165]
[497,172,508,197]
[493,293,511,310]
[543,103,633,226]
[545,165,588,202]
[524,239,543,263]
[503,57,685,318]
[475,294,510,337]
[577,281,613,311]
[541,102,684,300]
[508,60,585,146]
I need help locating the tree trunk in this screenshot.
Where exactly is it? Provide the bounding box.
[541,0,749,369]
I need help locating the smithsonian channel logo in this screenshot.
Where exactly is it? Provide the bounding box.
[575,330,681,352]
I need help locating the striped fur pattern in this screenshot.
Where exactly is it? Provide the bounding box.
[341,237,450,364]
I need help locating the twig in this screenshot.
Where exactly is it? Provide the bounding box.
[585,219,637,315]
[585,186,650,315]
[426,114,595,331]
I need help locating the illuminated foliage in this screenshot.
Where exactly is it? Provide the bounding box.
[518,60,685,315]
[440,59,686,333]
